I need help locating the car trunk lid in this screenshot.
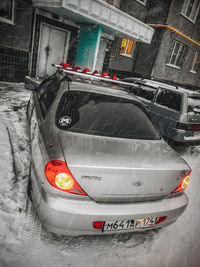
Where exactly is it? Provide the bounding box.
[58,131,190,203]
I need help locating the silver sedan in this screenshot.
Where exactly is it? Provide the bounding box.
[26,72,191,235]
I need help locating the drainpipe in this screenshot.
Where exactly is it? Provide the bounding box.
[148,24,200,48]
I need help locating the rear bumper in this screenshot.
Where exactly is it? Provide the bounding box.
[31,172,188,236]
[170,129,200,144]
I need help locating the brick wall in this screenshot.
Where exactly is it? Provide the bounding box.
[0,0,32,82]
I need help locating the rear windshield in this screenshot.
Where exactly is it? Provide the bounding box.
[188,97,200,113]
[55,91,160,140]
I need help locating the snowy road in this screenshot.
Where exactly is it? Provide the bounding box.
[0,82,200,267]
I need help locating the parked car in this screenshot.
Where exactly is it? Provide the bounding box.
[26,69,191,236]
[123,78,200,145]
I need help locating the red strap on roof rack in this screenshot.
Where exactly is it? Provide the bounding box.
[60,63,71,70]
[82,68,91,74]
[52,63,136,86]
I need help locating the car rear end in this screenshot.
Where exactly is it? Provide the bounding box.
[31,83,191,235]
[175,93,200,144]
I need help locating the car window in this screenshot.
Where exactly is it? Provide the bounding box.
[188,97,200,113]
[55,91,160,140]
[155,89,182,111]
[130,86,156,101]
[38,78,60,118]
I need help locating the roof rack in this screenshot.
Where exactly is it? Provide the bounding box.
[52,63,136,87]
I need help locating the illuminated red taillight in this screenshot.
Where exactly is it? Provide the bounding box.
[155,216,167,224]
[93,221,104,229]
[172,172,191,194]
[45,160,86,195]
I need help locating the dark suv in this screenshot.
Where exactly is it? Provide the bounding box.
[123,78,200,144]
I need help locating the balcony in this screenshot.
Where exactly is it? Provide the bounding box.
[33,0,154,44]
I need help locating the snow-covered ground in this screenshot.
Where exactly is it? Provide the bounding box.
[0,82,200,267]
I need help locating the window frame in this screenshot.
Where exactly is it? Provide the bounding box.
[181,0,200,23]
[130,86,157,102]
[37,77,61,119]
[55,90,161,140]
[120,38,135,57]
[0,0,15,25]
[190,51,199,74]
[154,89,183,113]
[166,40,187,69]
[136,0,147,6]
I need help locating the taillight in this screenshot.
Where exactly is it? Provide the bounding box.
[176,122,200,131]
[172,172,191,194]
[45,160,86,195]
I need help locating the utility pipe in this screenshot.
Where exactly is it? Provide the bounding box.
[148,24,200,48]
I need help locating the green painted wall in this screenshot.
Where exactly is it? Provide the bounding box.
[75,24,102,71]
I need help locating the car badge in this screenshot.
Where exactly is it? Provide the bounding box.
[132,180,143,186]
[59,116,72,126]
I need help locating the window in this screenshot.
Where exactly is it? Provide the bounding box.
[166,40,187,68]
[0,0,14,24]
[190,51,200,73]
[38,78,60,118]
[155,90,182,112]
[130,86,156,101]
[136,0,147,6]
[120,39,135,57]
[56,91,160,140]
[188,97,200,113]
[181,0,200,23]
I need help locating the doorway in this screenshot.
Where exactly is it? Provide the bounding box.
[37,23,70,78]
[95,38,108,72]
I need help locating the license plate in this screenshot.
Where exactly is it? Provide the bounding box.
[103,217,156,232]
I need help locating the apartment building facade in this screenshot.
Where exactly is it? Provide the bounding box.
[0,0,153,82]
[107,0,200,89]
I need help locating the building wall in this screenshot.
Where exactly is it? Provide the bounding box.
[106,0,172,78]
[0,1,79,82]
[132,0,171,77]
[0,0,33,82]
[152,0,200,88]
[105,0,148,77]
[107,37,137,77]
[120,0,147,22]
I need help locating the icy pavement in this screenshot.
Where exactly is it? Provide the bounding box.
[0,82,200,267]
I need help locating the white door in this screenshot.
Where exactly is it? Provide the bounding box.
[37,24,70,78]
[95,39,107,72]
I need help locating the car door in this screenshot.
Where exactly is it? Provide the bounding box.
[150,88,183,139]
[30,77,61,182]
